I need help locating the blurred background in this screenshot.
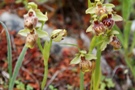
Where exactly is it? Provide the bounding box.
[0,0,135,90]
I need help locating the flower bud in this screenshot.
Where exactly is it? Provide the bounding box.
[102,14,114,29]
[26,32,38,48]
[110,36,121,49]
[96,2,107,15]
[24,10,38,29]
[93,20,105,35]
[51,29,67,42]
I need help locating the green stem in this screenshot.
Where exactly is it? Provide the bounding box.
[37,38,43,53]
[88,0,91,8]
[0,21,12,79]
[80,71,84,90]
[90,71,95,90]
[9,46,28,90]
[41,60,48,90]
[93,46,101,90]
[88,36,98,90]
[41,40,52,90]
[37,21,46,53]
[41,21,45,30]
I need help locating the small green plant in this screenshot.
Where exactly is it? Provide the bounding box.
[49,85,58,90]
[15,80,25,90]
[15,80,33,90]
[99,76,115,90]
[26,85,34,90]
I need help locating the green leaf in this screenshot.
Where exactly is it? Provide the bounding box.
[124,21,132,49]
[43,41,51,59]
[88,36,97,53]
[122,0,132,20]
[60,43,80,50]
[27,2,37,9]
[100,41,109,51]
[18,28,29,37]
[130,31,135,51]
[0,21,12,78]
[15,80,20,84]
[86,24,93,32]
[16,82,25,90]
[41,40,52,90]
[70,54,81,64]
[85,7,96,14]
[36,29,48,38]
[105,78,115,88]
[85,54,97,60]
[99,83,106,90]
[104,3,115,11]
[95,35,105,47]
[80,50,87,54]
[49,85,54,90]
[35,10,48,22]
[26,85,33,90]
[113,14,123,21]
[104,3,115,8]
[9,46,28,90]
[111,30,119,35]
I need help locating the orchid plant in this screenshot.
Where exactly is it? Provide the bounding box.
[70,0,122,90]
[8,2,67,90]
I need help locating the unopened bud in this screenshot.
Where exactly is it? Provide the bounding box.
[51,29,67,42]
[110,36,121,49]
[96,2,107,15]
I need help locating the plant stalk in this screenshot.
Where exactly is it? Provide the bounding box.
[37,21,46,54]
[41,60,49,90]
[37,38,43,53]
[80,71,84,90]
[41,40,52,90]
[93,46,101,90]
